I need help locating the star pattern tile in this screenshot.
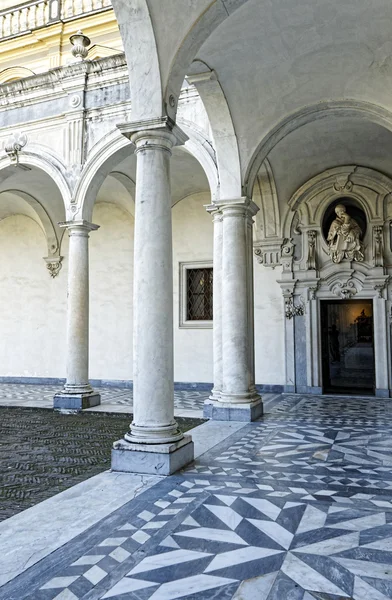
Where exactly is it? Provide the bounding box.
[3,394,392,599]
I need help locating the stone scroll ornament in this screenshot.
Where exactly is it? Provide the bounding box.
[327,204,364,264]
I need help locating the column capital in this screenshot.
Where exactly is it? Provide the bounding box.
[215,197,259,218]
[59,220,100,235]
[117,117,188,151]
[205,203,223,222]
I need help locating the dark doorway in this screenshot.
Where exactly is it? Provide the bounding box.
[321,299,375,395]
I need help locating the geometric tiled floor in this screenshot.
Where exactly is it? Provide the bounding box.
[0,383,209,415]
[2,393,392,599]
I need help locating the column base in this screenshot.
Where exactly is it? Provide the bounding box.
[53,392,101,411]
[111,435,194,475]
[203,397,263,421]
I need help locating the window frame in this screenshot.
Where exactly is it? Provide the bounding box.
[179,261,213,329]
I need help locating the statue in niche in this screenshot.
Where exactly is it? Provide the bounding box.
[327,204,364,264]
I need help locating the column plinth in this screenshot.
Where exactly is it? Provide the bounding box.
[204,198,263,421]
[112,119,194,474]
[54,221,100,411]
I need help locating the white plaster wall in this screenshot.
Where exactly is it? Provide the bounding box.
[172,192,213,383]
[0,215,67,377]
[254,264,285,386]
[89,202,133,381]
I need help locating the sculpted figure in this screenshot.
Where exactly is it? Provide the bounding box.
[327,204,364,263]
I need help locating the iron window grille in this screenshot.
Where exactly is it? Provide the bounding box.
[186,267,213,321]
[179,262,213,328]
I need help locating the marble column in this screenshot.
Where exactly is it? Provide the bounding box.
[112,118,194,475]
[54,221,101,411]
[206,206,223,402]
[204,198,263,421]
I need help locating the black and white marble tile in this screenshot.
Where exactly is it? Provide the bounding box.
[3,394,392,599]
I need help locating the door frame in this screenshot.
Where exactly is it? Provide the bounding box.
[320,298,375,395]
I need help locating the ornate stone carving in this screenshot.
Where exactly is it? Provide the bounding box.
[281,238,295,273]
[254,247,263,264]
[285,293,305,319]
[44,256,63,278]
[308,282,320,300]
[373,225,384,268]
[70,30,91,61]
[306,230,317,270]
[327,204,364,263]
[332,279,357,299]
[373,277,390,299]
[253,239,283,268]
[4,132,27,165]
[333,173,353,193]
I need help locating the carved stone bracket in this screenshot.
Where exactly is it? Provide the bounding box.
[44,256,63,278]
[253,238,283,268]
[4,132,27,165]
[281,238,295,274]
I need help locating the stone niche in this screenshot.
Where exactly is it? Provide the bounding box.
[276,165,392,397]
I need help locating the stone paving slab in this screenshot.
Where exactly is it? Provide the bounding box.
[2,394,392,599]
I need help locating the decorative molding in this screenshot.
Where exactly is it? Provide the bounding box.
[332,278,358,299]
[373,277,390,299]
[333,171,355,193]
[281,238,295,273]
[306,230,317,270]
[373,224,384,268]
[4,132,28,165]
[308,281,320,300]
[284,292,305,319]
[253,238,283,268]
[44,256,63,279]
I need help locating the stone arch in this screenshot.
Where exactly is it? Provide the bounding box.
[73,130,132,222]
[0,66,35,83]
[0,146,72,209]
[0,189,60,257]
[111,0,253,121]
[185,62,241,200]
[164,0,254,121]
[110,0,162,120]
[77,124,218,220]
[245,100,392,199]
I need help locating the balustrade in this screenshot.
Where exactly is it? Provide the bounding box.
[0,0,111,39]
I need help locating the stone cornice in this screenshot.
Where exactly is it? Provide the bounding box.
[0,53,127,100]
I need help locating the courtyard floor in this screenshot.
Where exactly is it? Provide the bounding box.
[1,390,392,599]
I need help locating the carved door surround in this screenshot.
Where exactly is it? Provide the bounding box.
[279,165,392,397]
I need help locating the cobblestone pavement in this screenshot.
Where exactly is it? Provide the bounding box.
[3,394,392,599]
[0,384,208,415]
[0,408,204,522]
